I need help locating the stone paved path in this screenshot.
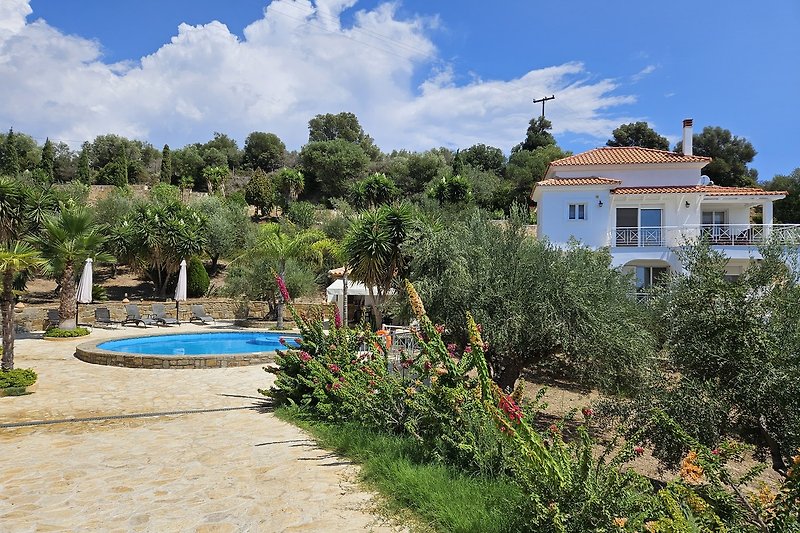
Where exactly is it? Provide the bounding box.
[0,324,401,532]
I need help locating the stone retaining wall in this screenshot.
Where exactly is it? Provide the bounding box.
[14,299,334,332]
[75,340,276,369]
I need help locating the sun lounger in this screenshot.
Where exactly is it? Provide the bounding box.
[122,304,158,327]
[151,303,179,326]
[190,304,215,324]
[94,307,119,328]
[45,309,60,330]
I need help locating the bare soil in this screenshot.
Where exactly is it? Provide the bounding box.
[520,377,784,489]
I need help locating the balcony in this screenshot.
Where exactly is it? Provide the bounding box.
[611,224,800,248]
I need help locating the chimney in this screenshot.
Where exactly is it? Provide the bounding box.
[682,118,693,156]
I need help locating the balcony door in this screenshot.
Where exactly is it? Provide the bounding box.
[702,211,728,243]
[616,207,662,247]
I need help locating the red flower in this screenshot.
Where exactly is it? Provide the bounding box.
[327,363,340,374]
[634,446,644,456]
[434,324,445,334]
[333,306,342,328]
[332,382,342,391]
[424,361,432,371]
[549,424,559,434]
[299,351,312,362]
[498,394,524,424]
[274,274,291,303]
[711,448,720,455]
[581,407,594,418]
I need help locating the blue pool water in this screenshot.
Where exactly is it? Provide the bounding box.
[98,332,300,356]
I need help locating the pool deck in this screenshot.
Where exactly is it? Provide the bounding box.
[0,322,403,532]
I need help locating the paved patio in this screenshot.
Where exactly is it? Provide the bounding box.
[0,323,401,532]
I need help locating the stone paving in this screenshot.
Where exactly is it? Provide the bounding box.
[0,323,402,532]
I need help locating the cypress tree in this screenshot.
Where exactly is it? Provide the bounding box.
[77,142,91,183]
[160,144,172,183]
[38,137,55,182]
[1,128,20,177]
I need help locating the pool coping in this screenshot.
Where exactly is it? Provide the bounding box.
[75,329,299,369]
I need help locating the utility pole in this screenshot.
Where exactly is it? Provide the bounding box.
[533,95,555,118]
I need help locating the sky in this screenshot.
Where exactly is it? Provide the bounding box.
[1,0,798,180]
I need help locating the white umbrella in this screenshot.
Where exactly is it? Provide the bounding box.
[75,258,93,326]
[174,259,187,323]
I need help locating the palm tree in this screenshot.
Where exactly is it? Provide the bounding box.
[31,206,113,328]
[344,203,413,328]
[248,223,325,329]
[0,242,44,370]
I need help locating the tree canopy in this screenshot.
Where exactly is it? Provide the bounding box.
[764,168,800,222]
[513,116,556,153]
[606,122,669,150]
[675,126,758,187]
[308,112,380,160]
[243,131,285,173]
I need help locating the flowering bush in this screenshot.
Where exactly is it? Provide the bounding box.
[264,276,797,532]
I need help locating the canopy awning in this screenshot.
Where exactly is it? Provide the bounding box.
[326,279,374,302]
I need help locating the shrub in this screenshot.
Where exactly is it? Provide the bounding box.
[0,368,37,389]
[44,327,90,338]
[286,201,316,229]
[186,256,210,297]
[91,284,107,301]
[265,276,798,532]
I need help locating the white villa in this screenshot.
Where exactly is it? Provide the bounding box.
[531,119,792,291]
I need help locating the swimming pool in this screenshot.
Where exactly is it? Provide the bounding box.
[76,331,301,369]
[98,332,299,356]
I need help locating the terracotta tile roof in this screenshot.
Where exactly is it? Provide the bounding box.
[536,177,622,187]
[550,147,712,166]
[611,185,787,196]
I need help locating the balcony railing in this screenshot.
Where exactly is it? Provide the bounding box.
[611,224,800,248]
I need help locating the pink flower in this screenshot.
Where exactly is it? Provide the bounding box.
[446,343,457,356]
[711,448,720,456]
[333,306,342,329]
[634,446,644,456]
[274,274,291,303]
[332,382,342,391]
[327,363,340,374]
[299,351,312,362]
[464,346,472,354]
[434,324,445,334]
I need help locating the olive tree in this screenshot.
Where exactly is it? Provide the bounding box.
[409,210,655,392]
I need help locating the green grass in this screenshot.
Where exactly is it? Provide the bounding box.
[276,407,525,533]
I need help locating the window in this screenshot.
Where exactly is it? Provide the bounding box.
[635,266,668,290]
[568,203,586,220]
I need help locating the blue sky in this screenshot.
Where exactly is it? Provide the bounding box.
[5,0,799,180]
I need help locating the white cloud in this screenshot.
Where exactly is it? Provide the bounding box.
[0,0,638,153]
[631,64,656,82]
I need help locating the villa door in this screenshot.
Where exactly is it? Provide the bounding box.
[616,207,662,246]
[702,211,727,243]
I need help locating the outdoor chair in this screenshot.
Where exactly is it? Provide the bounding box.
[94,307,119,328]
[151,303,179,326]
[189,304,215,324]
[122,304,158,327]
[45,309,60,330]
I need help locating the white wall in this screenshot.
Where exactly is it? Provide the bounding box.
[536,187,612,247]
[554,165,703,187]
